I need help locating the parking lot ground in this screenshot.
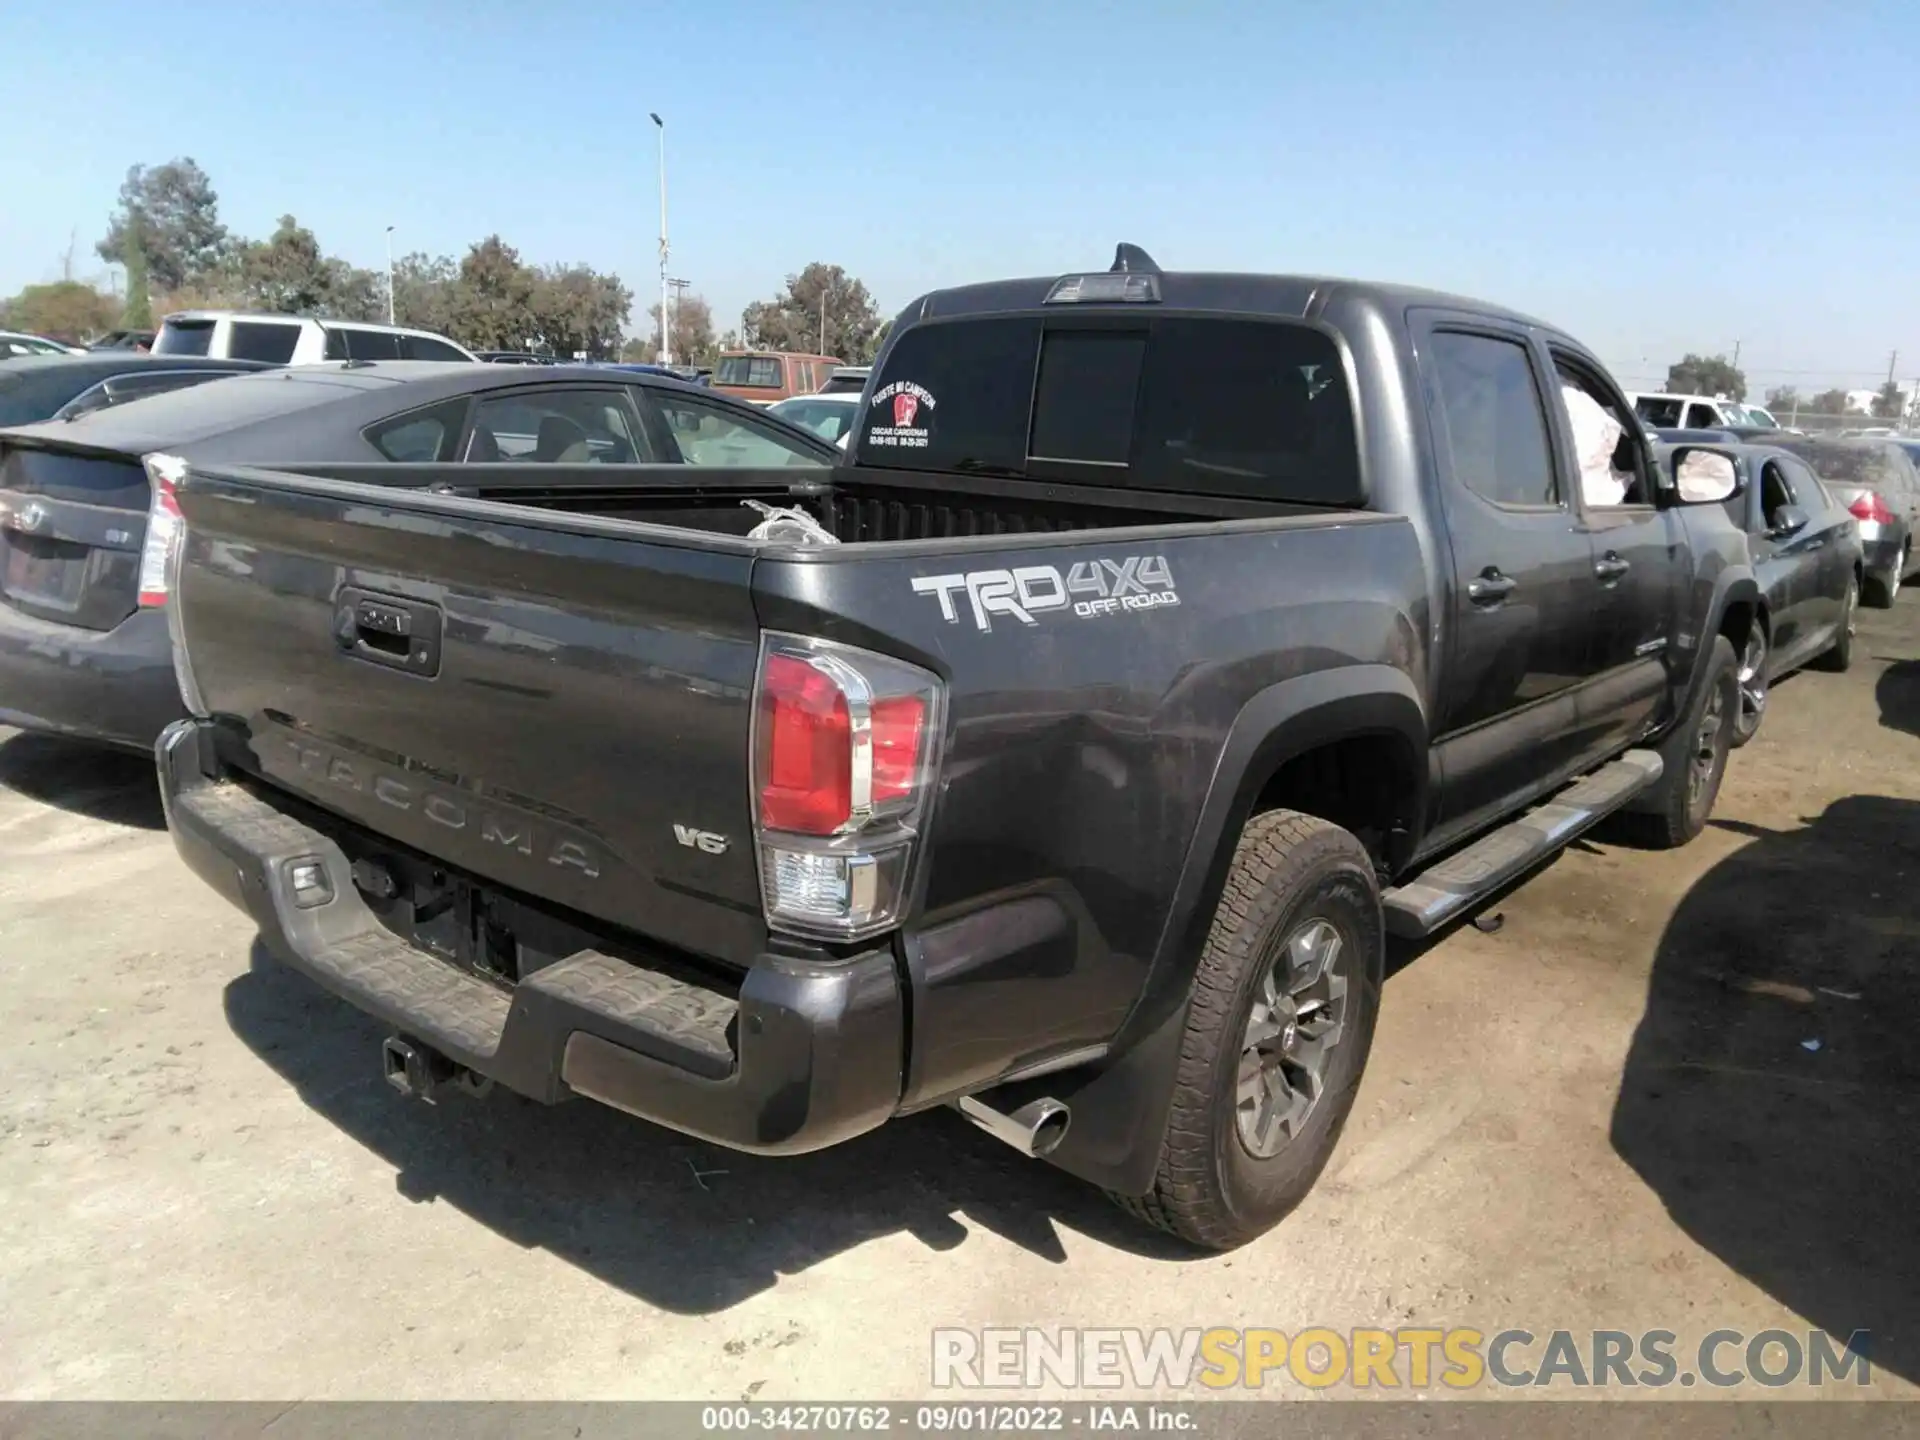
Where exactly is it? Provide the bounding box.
[2,603,1918,1402]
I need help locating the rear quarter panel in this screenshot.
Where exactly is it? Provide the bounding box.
[753,513,1428,1102]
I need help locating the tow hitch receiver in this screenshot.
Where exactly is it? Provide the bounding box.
[382,1035,492,1104]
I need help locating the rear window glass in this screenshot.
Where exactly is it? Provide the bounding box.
[228,322,300,364]
[0,447,151,510]
[1030,331,1144,464]
[854,315,1363,504]
[154,320,215,357]
[0,368,106,426]
[1769,440,1915,493]
[717,356,783,387]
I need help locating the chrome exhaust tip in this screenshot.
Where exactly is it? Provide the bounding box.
[955,1094,1071,1158]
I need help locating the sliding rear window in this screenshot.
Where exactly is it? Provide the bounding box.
[853,315,1361,504]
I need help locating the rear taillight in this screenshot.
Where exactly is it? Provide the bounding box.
[141,453,207,716]
[752,634,943,940]
[1849,491,1897,526]
[137,452,187,608]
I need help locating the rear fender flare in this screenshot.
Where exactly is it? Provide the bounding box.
[1688,569,1762,707]
[1026,664,1427,1195]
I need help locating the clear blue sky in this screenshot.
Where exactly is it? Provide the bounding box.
[5,0,1916,394]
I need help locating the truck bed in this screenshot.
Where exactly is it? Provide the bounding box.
[167,458,1417,992]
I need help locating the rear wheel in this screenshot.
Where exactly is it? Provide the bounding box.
[1731,627,1768,748]
[1815,578,1857,672]
[1112,811,1382,1251]
[1618,634,1738,850]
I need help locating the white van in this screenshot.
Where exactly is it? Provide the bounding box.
[153,312,475,366]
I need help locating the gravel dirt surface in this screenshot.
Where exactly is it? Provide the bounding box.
[2,602,1916,1402]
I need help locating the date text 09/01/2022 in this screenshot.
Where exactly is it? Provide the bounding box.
[699,1403,1196,1433]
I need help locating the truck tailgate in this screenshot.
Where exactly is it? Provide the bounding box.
[172,465,768,969]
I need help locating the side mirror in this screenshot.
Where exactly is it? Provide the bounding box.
[1769,504,1810,539]
[1671,446,1741,504]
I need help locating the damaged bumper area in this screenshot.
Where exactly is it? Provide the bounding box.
[156,719,905,1154]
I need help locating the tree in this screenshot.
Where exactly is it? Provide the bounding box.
[95,158,229,293]
[450,236,536,350]
[1872,380,1905,420]
[1764,385,1799,413]
[318,259,385,323]
[389,251,460,335]
[236,215,331,314]
[1664,353,1746,401]
[529,264,631,360]
[1807,388,1850,416]
[0,281,117,342]
[644,292,718,365]
[741,263,883,361]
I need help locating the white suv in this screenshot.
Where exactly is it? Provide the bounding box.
[1629,391,1777,431]
[153,312,475,366]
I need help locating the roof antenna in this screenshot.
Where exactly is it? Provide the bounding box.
[1111,243,1161,275]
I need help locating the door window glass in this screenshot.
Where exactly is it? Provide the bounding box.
[1426,332,1559,507]
[469,388,646,462]
[650,393,826,466]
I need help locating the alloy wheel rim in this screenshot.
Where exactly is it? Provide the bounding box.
[1737,633,1768,731]
[1236,917,1349,1159]
[1690,684,1726,809]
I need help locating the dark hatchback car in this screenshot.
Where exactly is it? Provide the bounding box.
[0,362,837,751]
[0,353,268,427]
[1687,442,1863,743]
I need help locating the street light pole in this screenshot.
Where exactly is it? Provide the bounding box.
[385,225,395,325]
[650,112,671,366]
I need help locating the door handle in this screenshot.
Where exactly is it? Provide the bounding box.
[1594,552,1631,582]
[1466,569,1517,605]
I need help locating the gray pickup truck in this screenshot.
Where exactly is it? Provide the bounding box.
[155,248,1760,1250]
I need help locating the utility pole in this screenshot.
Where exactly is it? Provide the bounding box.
[1888,350,1900,386]
[650,113,671,366]
[1731,339,1741,369]
[385,225,396,325]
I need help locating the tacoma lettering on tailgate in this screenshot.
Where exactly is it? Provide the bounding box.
[285,739,602,878]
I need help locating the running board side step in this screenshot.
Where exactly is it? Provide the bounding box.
[1382,749,1663,938]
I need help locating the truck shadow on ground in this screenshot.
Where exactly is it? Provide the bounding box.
[222,943,1196,1315]
[0,732,164,829]
[1610,793,1920,1384]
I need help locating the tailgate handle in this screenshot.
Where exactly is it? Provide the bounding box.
[335,588,443,677]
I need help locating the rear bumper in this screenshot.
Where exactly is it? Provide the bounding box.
[157,720,905,1155]
[1860,530,1907,581]
[0,604,183,751]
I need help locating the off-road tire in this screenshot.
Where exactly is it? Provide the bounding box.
[1617,634,1738,850]
[1111,810,1383,1251]
[1814,577,1857,672]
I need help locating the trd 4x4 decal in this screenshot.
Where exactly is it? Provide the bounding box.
[911,556,1179,633]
